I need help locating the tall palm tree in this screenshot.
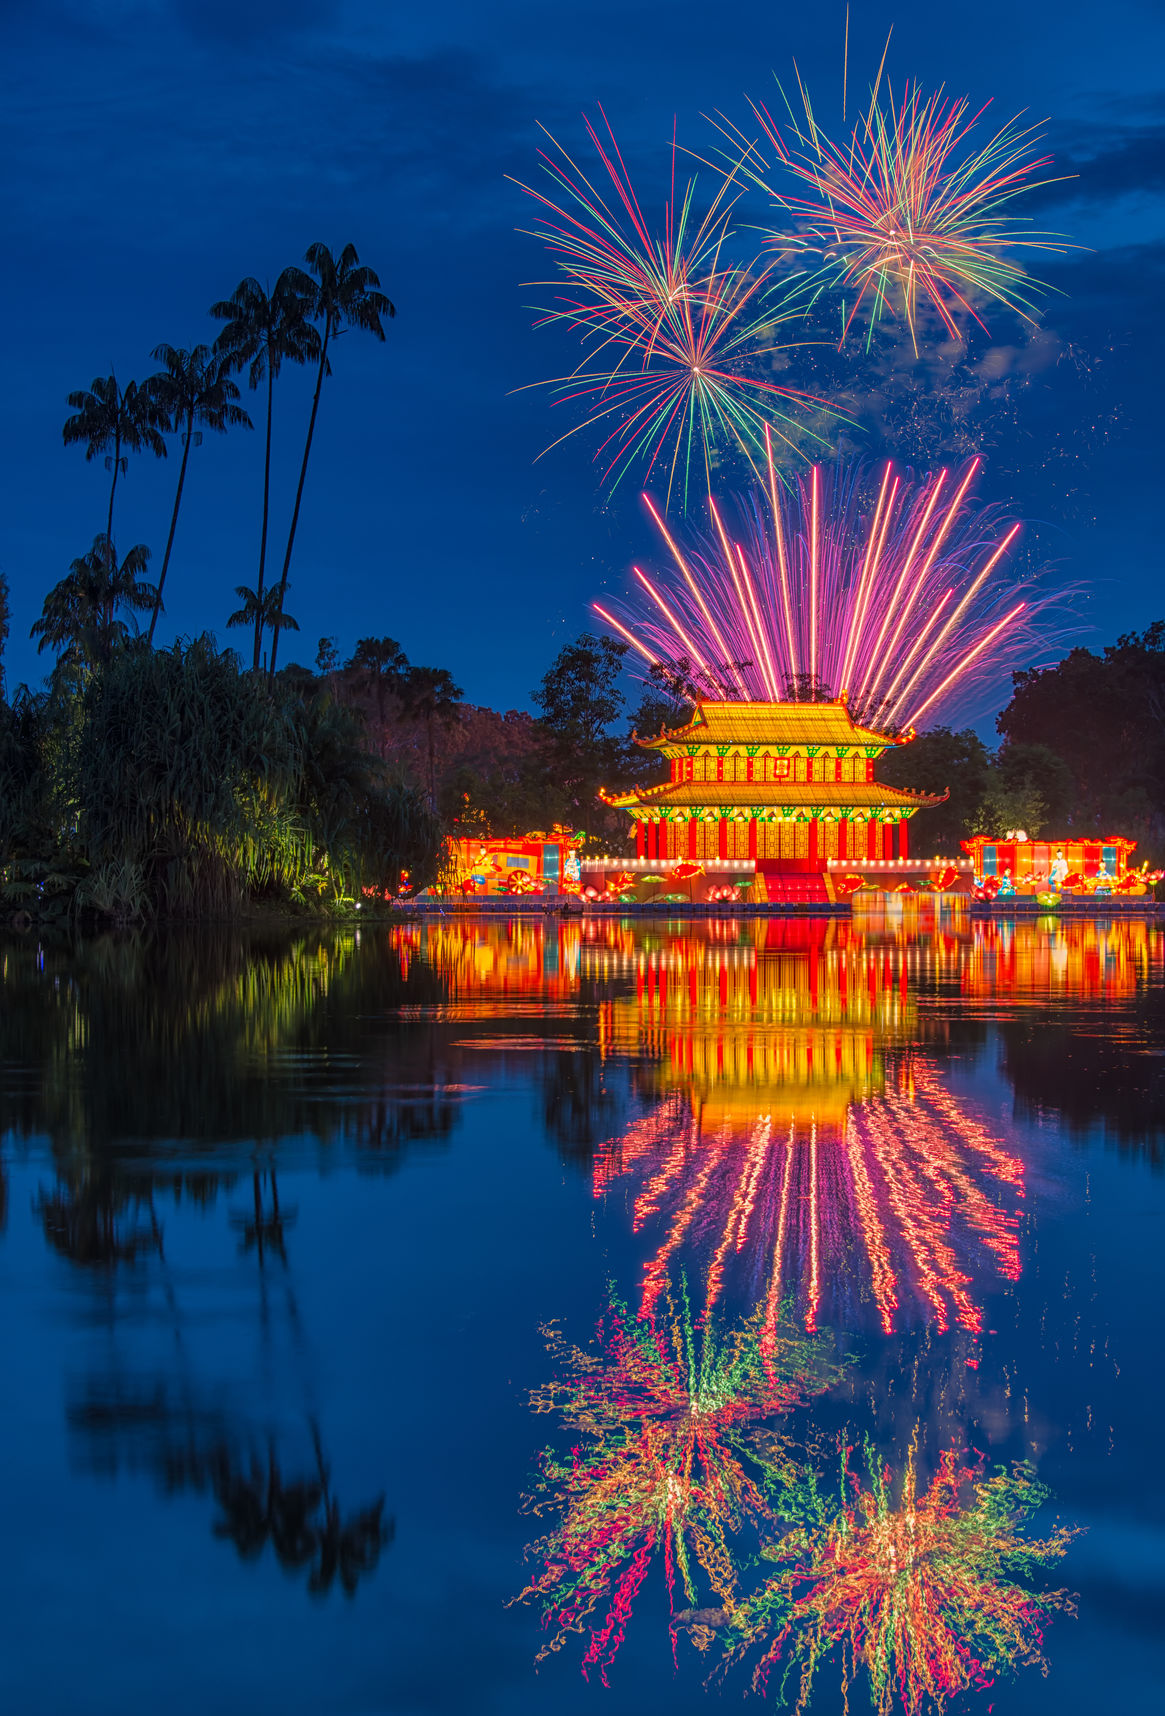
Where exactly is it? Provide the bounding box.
[399,664,463,806]
[226,583,299,661]
[62,374,167,548]
[349,635,408,753]
[210,272,318,669]
[269,243,395,676]
[31,536,157,667]
[145,344,253,643]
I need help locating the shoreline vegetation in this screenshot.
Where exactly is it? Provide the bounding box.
[4,240,1165,926]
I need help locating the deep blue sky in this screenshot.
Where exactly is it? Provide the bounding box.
[4,0,1165,716]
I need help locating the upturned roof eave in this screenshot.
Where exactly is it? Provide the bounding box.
[600,783,949,811]
[630,697,912,753]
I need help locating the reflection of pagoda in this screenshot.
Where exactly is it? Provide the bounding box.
[591,919,913,1129]
[601,699,944,900]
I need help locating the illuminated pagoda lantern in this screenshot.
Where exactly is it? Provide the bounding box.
[960,832,1140,898]
[600,695,945,904]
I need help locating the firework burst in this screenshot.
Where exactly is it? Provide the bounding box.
[515,1285,836,1681]
[595,440,1064,729]
[514,111,837,504]
[722,73,1069,350]
[724,1439,1079,1715]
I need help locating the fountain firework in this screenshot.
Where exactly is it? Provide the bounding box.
[595,441,1065,729]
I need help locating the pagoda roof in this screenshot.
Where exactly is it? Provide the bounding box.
[635,698,909,753]
[601,781,946,812]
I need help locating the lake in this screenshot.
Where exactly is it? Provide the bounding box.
[0,911,1162,1714]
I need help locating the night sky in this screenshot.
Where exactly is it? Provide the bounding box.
[4,0,1165,719]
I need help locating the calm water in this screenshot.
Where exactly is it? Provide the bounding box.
[0,913,1162,1714]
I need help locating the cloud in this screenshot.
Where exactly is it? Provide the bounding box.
[1034,119,1165,205]
[169,0,338,42]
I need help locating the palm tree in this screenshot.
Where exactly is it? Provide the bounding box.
[210,272,318,669]
[62,374,167,548]
[349,636,408,753]
[145,345,252,643]
[226,583,299,661]
[399,664,463,806]
[31,536,157,667]
[269,243,395,676]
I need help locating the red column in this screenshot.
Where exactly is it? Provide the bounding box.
[838,818,848,861]
[867,819,877,860]
[748,818,757,861]
[718,818,728,861]
[636,820,645,860]
[689,818,698,859]
[898,817,908,860]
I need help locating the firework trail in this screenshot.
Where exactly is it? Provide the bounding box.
[513,110,839,504]
[515,1285,836,1681]
[723,1439,1079,1715]
[715,71,1069,351]
[595,443,1065,729]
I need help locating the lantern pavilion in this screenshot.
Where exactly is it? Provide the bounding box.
[600,696,945,902]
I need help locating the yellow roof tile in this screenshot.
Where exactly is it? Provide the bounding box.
[635,698,907,752]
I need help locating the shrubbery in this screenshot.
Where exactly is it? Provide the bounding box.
[0,636,440,921]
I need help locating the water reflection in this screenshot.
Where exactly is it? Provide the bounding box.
[517,1283,838,1684]
[586,927,1024,1342]
[67,1385,392,1598]
[722,1442,1078,1716]
[0,914,1153,1708]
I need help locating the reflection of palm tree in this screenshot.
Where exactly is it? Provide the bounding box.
[212,1441,320,1568]
[36,1169,164,1266]
[209,1427,392,1597]
[307,1424,393,1597]
[231,1169,297,1267]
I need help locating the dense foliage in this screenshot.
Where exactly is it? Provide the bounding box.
[0,638,439,921]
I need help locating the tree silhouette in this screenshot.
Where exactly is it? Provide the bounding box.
[211,272,319,669]
[269,243,395,676]
[145,344,252,642]
[349,636,408,753]
[226,584,299,656]
[31,536,157,667]
[399,663,463,806]
[61,373,166,548]
[230,1169,296,1268]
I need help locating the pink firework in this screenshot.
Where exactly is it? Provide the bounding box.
[595,441,1065,729]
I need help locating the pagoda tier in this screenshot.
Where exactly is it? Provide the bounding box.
[601,697,945,869]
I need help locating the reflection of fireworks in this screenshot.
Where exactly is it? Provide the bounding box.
[725,1440,1078,1715]
[595,445,1057,729]
[595,1063,1023,1339]
[728,79,1066,348]
[516,1286,835,1682]
[515,112,832,502]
